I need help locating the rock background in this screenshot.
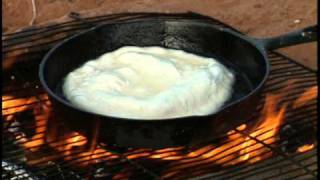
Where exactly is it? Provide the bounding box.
[2,0,317,69]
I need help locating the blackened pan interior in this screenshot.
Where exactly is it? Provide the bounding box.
[41,20,267,120]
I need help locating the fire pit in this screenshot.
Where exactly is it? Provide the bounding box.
[2,13,317,179]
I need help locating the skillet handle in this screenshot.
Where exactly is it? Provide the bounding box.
[258,25,317,50]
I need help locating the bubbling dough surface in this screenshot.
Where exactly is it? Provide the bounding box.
[63,46,234,119]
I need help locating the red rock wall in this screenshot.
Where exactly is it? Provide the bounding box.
[2,0,317,69]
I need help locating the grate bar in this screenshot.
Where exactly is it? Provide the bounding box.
[198,149,316,180]
[234,129,316,178]
[236,150,317,180]
[159,122,311,178]
[263,160,317,180]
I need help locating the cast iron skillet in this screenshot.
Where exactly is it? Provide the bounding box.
[39,17,317,149]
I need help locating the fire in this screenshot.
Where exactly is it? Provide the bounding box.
[2,84,316,176]
[160,85,317,178]
[48,132,87,154]
[297,144,315,153]
[44,126,120,166]
[238,94,287,163]
[293,86,317,108]
[150,151,182,160]
[160,93,286,174]
[127,151,151,160]
[3,94,119,167]
[2,94,50,151]
[27,131,119,167]
[2,94,50,114]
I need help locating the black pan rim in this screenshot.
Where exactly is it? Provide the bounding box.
[39,18,270,121]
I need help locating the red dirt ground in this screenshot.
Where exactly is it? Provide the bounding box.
[2,0,317,69]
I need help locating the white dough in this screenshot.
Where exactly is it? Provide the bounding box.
[63,46,234,119]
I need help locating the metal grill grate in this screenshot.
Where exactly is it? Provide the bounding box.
[2,13,317,180]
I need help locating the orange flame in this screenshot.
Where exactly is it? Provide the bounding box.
[2,94,50,151]
[2,84,317,173]
[159,89,304,178]
[238,94,287,163]
[297,144,315,153]
[161,93,287,174]
[3,94,119,167]
[293,86,317,108]
[28,132,120,167]
[2,94,50,116]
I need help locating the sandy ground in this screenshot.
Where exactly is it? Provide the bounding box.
[2,0,317,69]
